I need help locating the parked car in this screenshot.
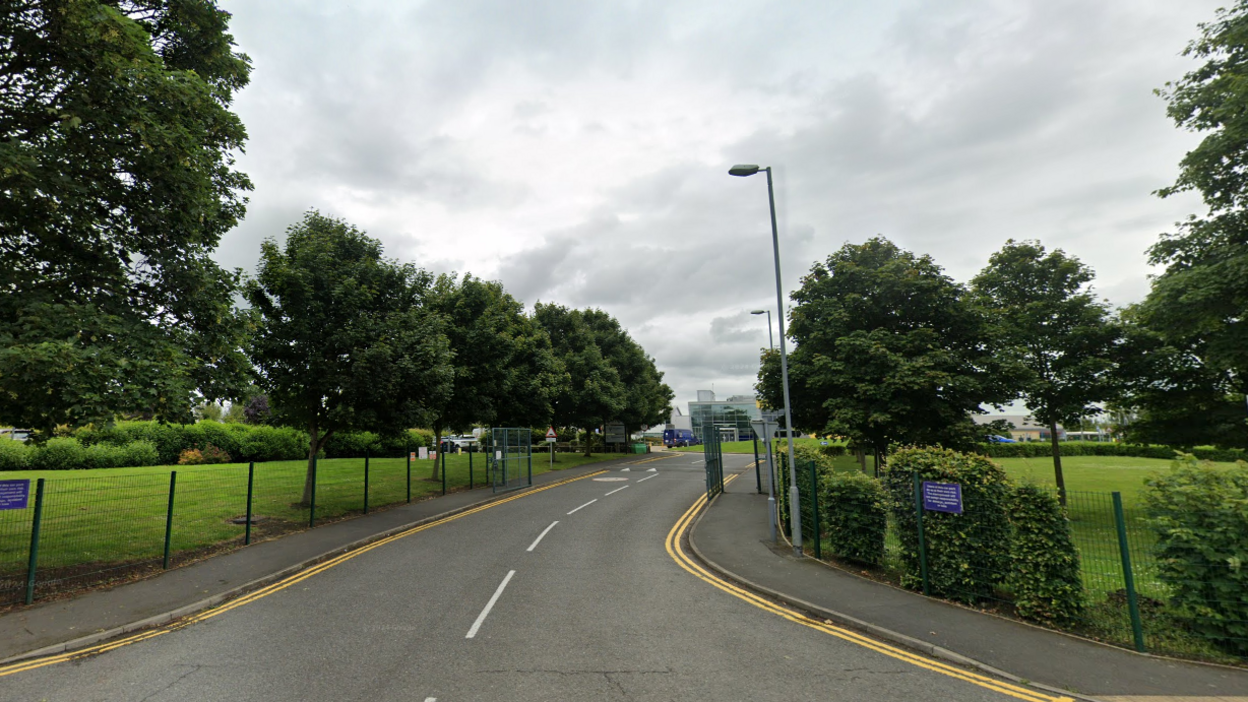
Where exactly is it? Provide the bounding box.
[986,435,1017,443]
[0,428,31,442]
[439,435,480,453]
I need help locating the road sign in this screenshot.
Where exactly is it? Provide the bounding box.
[546,427,557,443]
[605,422,626,444]
[418,447,428,460]
[749,418,777,443]
[409,452,416,462]
[922,481,963,514]
[0,479,29,510]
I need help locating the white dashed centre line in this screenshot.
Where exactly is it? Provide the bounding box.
[637,474,658,483]
[466,570,515,639]
[567,499,597,515]
[605,485,630,496]
[526,521,559,552]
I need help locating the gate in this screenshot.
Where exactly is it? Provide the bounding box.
[489,428,532,493]
[704,428,724,500]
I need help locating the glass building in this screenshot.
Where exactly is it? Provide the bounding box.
[689,392,777,443]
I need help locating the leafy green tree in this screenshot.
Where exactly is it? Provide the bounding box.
[0,1,254,434]
[983,418,1016,439]
[756,237,1008,461]
[971,240,1124,501]
[581,310,673,440]
[245,212,452,503]
[534,304,626,455]
[423,274,567,478]
[1141,1,1248,441]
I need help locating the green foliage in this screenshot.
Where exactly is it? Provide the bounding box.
[120,440,160,467]
[580,309,674,434]
[232,425,308,462]
[884,446,1012,602]
[759,237,1009,456]
[29,437,87,470]
[1006,485,1084,624]
[0,439,31,470]
[245,211,454,486]
[819,471,888,565]
[535,304,627,451]
[977,440,1248,463]
[1144,454,1248,654]
[0,1,254,433]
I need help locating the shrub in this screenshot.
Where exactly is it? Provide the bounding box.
[82,442,128,469]
[819,471,888,565]
[30,437,87,470]
[1144,454,1248,655]
[200,443,232,464]
[178,448,205,465]
[120,440,161,467]
[235,425,307,462]
[0,439,31,470]
[1006,485,1084,624]
[884,446,1012,602]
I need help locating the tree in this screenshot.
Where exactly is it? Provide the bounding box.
[0,1,254,434]
[971,240,1124,501]
[580,309,673,441]
[423,274,566,478]
[1142,1,1248,439]
[756,237,1009,462]
[245,212,452,503]
[983,418,1016,438]
[534,304,626,456]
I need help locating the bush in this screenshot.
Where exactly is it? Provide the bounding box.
[819,471,888,565]
[29,437,87,470]
[1144,454,1248,655]
[178,448,205,465]
[1006,485,1084,624]
[120,440,161,467]
[201,443,232,464]
[235,425,307,462]
[884,446,1012,602]
[82,442,128,469]
[0,440,31,470]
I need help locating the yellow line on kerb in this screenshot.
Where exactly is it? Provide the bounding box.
[0,469,609,678]
[665,474,1073,702]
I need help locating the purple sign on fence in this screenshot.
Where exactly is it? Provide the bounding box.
[922,481,963,514]
[0,480,30,510]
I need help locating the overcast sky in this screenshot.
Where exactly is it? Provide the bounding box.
[215,0,1219,413]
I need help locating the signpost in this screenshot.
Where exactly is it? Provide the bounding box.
[546,427,557,469]
[0,479,30,510]
[605,421,625,451]
[418,447,428,460]
[922,481,964,514]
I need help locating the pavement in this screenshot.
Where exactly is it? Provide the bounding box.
[0,451,1245,701]
[690,460,1248,701]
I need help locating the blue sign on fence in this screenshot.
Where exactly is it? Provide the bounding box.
[0,480,30,510]
[922,481,963,514]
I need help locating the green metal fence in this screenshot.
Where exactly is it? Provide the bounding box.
[488,428,532,493]
[784,456,1248,666]
[704,430,724,501]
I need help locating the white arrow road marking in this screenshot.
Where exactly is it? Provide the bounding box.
[605,485,630,496]
[526,521,559,552]
[646,467,657,472]
[620,468,631,472]
[466,570,516,639]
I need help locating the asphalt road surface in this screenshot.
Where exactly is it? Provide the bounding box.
[0,453,1063,702]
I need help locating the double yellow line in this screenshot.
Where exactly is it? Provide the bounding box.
[664,474,1073,702]
[0,469,608,678]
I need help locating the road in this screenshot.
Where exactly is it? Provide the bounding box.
[0,452,1063,701]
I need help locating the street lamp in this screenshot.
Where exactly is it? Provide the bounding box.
[730,163,802,557]
[750,309,773,351]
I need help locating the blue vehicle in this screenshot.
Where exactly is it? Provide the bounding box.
[663,428,699,447]
[986,435,1017,443]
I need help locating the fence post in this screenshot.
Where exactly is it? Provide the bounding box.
[1112,492,1147,653]
[364,449,370,515]
[469,449,474,489]
[441,448,447,495]
[406,448,412,503]
[912,473,930,596]
[753,436,761,494]
[162,471,177,569]
[809,460,821,560]
[245,462,255,545]
[309,455,318,528]
[24,478,45,605]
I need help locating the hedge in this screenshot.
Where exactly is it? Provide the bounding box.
[976,440,1248,463]
[1006,485,1084,624]
[819,471,888,565]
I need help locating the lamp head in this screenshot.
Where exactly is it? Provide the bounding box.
[729,164,761,177]
[750,310,766,315]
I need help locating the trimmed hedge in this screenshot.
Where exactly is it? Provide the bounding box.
[0,439,31,470]
[884,446,1012,603]
[819,471,888,565]
[1144,454,1248,655]
[976,440,1248,463]
[1006,485,1084,624]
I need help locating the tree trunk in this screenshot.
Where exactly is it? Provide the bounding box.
[430,423,443,480]
[1050,421,1067,506]
[855,448,867,473]
[872,444,885,478]
[302,423,333,506]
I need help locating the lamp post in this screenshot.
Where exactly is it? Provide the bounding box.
[730,164,802,556]
[750,309,773,351]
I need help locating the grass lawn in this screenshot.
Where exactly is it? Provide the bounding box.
[0,451,617,605]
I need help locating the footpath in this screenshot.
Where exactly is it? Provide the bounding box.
[0,458,623,663]
[690,469,1248,701]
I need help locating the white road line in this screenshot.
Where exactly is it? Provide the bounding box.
[620,467,631,472]
[690,460,702,464]
[425,698,436,702]
[526,521,559,552]
[646,467,657,472]
[637,474,658,483]
[466,570,515,639]
[567,499,597,515]
[605,485,630,496]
